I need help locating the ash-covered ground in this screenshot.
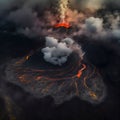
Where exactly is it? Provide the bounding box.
[0,0,120,120]
[5,37,106,105]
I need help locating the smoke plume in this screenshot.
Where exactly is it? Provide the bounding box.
[42,37,74,66]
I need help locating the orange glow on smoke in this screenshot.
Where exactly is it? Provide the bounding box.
[76,64,86,78]
[54,22,70,28]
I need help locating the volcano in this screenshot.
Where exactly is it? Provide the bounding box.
[5,39,106,104]
[0,30,120,120]
[0,0,120,120]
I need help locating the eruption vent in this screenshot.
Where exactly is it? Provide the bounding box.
[54,22,70,29]
[54,0,70,28]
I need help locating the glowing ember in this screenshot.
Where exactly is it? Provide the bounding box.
[54,22,70,28]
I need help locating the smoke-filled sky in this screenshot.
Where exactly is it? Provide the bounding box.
[0,1,118,41]
[0,0,120,13]
[0,0,120,41]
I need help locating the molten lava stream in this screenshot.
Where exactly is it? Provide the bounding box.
[33,63,87,82]
[76,64,87,78]
[54,22,70,28]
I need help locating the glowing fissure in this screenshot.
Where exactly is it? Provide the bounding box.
[76,64,86,78]
[18,56,87,83]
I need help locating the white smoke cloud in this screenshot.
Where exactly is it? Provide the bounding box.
[85,17,103,33]
[72,14,120,41]
[42,37,74,66]
[89,15,120,40]
[72,17,104,37]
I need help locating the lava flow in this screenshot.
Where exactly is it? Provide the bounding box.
[5,50,106,104]
[76,64,87,78]
[54,21,70,28]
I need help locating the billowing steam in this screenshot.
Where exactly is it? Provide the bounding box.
[42,37,74,66]
[85,17,103,33]
[42,37,85,66]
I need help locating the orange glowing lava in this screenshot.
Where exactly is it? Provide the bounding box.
[76,64,86,78]
[54,22,70,28]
